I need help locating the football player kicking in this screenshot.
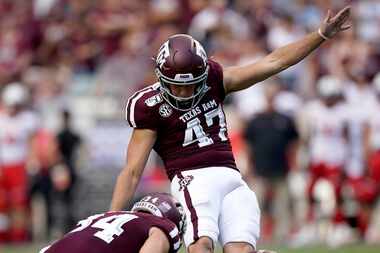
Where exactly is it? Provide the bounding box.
[110,6,351,253]
[39,193,185,253]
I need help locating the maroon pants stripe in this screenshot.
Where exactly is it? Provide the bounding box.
[178,173,199,242]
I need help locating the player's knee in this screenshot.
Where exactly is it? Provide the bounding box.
[223,242,254,253]
[188,236,214,253]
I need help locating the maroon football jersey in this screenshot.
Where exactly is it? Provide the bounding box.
[125,59,237,180]
[41,212,180,253]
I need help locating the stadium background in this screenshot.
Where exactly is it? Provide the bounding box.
[0,0,379,252]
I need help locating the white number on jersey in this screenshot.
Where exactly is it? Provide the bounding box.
[183,105,227,147]
[205,105,227,141]
[92,214,138,243]
[70,213,138,244]
[70,213,104,233]
[183,117,214,147]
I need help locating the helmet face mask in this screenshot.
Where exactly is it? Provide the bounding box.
[154,34,209,111]
[156,66,209,111]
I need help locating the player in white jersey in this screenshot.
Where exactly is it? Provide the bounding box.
[365,75,380,243]
[343,73,377,179]
[299,76,348,218]
[368,73,380,184]
[0,83,39,242]
[336,74,380,243]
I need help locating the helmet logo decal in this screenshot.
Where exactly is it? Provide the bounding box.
[161,202,172,211]
[194,40,207,64]
[156,41,170,68]
[159,103,173,117]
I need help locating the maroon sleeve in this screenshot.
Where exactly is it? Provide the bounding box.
[207,59,226,101]
[125,91,158,130]
[149,216,181,253]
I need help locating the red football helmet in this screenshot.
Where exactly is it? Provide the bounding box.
[155,34,209,111]
[131,193,186,236]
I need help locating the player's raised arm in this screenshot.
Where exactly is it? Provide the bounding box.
[139,227,171,253]
[110,128,157,211]
[223,6,351,94]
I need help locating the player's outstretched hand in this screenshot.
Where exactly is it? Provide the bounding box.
[319,6,351,39]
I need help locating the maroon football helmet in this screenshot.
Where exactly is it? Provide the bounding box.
[155,34,209,111]
[131,193,186,236]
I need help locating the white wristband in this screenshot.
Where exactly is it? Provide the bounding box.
[318,28,330,40]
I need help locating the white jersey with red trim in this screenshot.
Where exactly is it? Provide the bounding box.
[303,100,348,166]
[369,101,380,150]
[344,83,375,177]
[0,111,39,165]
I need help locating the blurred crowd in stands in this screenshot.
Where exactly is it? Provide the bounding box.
[0,0,379,248]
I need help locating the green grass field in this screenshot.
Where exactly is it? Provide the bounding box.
[1,244,379,253]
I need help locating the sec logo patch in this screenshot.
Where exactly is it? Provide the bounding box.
[159,103,173,117]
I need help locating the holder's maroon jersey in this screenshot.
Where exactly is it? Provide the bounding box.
[40,211,181,253]
[125,60,237,180]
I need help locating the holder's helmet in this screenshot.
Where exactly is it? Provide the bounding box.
[131,193,186,236]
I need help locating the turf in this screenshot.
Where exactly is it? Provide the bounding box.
[1,244,379,253]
